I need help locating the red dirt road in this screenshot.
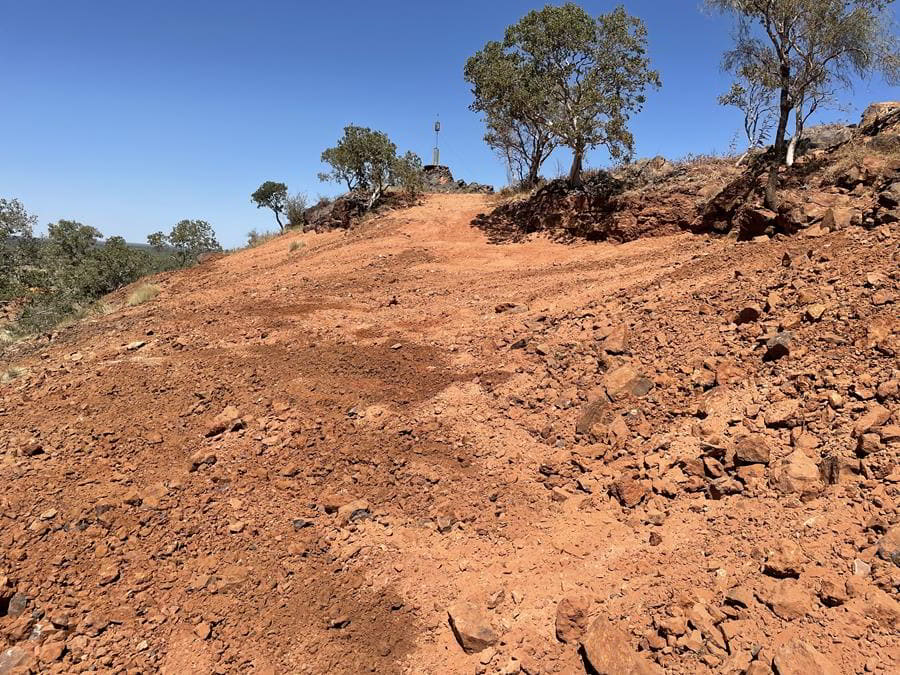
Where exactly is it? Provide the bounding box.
[1,194,898,674]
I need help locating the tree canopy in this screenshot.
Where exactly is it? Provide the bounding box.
[464,40,557,188]
[148,219,221,267]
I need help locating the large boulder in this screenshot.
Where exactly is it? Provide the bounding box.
[800,124,852,152]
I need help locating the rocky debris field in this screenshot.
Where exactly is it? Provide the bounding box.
[0,181,899,672]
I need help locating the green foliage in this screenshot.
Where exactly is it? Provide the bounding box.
[149,219,222,267]
[319,126,422,209]
[394,151,425,197]
[251,181,289,232]
[0,198,39,301]
[709,0,900,206]
[491,3,661,185]
[464,39,556,187]
[1,208,164,333]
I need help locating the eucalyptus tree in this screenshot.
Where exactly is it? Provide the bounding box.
[498,3,660,186]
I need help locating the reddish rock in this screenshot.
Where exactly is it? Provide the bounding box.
[763,539,806,578]
[555,594,591,644]
[581,618,661,675]
[205,405,243,437]
[770,451,822,496]
[852,404,891,437]
[772,639,839,675]
[448,602,498,654]
[734,435,771,465]
[763,580,813,620]
[764,399,800,428]
[603,325,630,354]
[611,476,648,508]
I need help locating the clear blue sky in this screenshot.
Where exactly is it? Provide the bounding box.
[2,1,897,248]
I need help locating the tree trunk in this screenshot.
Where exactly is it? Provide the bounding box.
[526,151,542,189]
[785,109,805,168]
[274,211,284,233]
[568,142,585,187]
[766,71,792,211]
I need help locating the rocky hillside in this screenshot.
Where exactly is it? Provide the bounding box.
[475,102,900,246]
[0,114,898,675]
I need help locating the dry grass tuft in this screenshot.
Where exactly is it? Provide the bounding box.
[1,365,28,384]
[127,284,160,307]
[290,241,305,252]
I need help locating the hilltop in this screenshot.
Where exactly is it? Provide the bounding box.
[1,124,899,674]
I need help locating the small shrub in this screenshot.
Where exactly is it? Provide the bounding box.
[127,284,160,306]
[246,229,279,248]
[1,365,28,384]
[285,193,308,228]
[289,241,304,252]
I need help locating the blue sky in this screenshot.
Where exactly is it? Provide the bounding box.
[2,1,897,248]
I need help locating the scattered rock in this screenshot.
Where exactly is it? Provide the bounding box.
[337,499,371,526]
[603,325,630,354]
[736,304,762,324]
[763,333,792,361]
[763,580,813,620]
[734,435,771,465]
[205,405,243,437]
[877,526,900,566]
[764,399,800,428]
[0,646,33,673]
[763,539,806,578]
[610,476,648,508]
[448,602,499,654]
[189,449,217,471]
[852,404,891,437]
[770,451,822,496]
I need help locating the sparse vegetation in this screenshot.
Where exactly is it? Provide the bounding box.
[127,284,160,306]
[467,3,660,187]
[148,219,222,267]
[285,192,308,228]
[710,0,900,208]
[246,229,279,248]
[289,240,304,252]
[318,125,425,210]
[1,365,28,384]
[464,39,557,188]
